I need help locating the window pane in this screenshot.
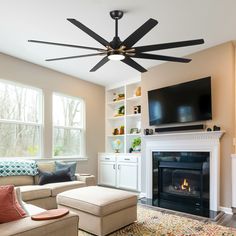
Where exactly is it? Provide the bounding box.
[0,123,40,157]
[0,81,42,123]
[53,94,82,127]
[53,128,81,156]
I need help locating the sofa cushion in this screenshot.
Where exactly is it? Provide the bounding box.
[55,161,77,180]
[0,176,34,186]
[45,181,86,197]
[37,161,56,172]
[0,185,27,223]
[20,185,51,201]
[38,168,72,185]
[34,161,56,184]
[57,186,138,216]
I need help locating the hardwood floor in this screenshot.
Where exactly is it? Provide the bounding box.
[218,214,236,228]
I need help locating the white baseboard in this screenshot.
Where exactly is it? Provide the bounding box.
[219,206,233,215]
[139,192,147,199]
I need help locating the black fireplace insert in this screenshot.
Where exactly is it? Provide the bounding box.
[152,151,210,217]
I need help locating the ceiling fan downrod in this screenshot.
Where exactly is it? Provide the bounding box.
[109,10,124,49]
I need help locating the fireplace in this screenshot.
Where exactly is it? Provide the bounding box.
[153,151,210,216]
[143,131,224,219]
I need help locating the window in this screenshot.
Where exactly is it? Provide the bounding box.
[53,93,85,158]
[0,80,43,157]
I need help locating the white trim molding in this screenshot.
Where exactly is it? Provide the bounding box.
[143,130,225,212]
[220,206,233,215]
[231,154,236,208]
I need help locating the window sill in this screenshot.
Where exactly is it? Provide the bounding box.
[24,157,88,162]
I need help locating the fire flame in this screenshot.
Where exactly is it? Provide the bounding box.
[181,179,191,192]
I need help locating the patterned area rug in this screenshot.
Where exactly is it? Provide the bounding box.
[79,205,236,236]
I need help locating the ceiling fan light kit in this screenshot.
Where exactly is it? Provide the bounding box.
[28,10,204,73]
[108,51,125,61]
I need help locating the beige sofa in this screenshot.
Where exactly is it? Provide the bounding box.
[0,161,96,209]
[0,203,79,236]
[0,160,95,236]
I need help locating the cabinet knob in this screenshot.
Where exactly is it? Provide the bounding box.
[113,164,116,169]
[118,164,120,170]
[105,157,110,160]
[124,158,130,161]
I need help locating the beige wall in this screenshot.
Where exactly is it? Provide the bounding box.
[141,42,235,208]
[0,53,105,178]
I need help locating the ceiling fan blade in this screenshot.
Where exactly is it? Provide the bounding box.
[46,53,106,61]
[67,18,109,47]
[28,40,106,51]
[121,18,158,48]
[122,57,147,73]
[131,53,191,63]
[133,39,204,53]
[90,56,109,72]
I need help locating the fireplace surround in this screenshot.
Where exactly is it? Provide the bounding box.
[143,130,224,217]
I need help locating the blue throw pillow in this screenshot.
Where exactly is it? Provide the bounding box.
[55,161,77,181]
[38,168,72,185]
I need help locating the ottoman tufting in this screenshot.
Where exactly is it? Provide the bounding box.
[56,186,137,236]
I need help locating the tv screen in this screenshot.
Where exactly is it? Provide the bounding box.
[148,77,212,126]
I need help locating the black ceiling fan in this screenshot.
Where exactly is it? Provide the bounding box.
[28,10,204,73]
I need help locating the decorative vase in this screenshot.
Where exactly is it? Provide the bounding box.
[135,86,141,97]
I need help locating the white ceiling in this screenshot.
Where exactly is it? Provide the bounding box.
[1,0,236,86]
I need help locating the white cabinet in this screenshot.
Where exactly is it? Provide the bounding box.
[117,163,138,190]
[98,153,141,192]
[99,162,116,187]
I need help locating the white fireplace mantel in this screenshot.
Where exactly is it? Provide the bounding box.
[143,130,225,212]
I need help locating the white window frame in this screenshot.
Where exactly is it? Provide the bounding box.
[52,92,86,159]
[0,79,43,158]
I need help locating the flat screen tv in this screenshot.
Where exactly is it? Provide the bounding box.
[148,77,212,126]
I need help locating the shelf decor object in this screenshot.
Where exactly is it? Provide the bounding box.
[135,86,141,97]
[112,139,122,153]
[131,137,141,153]
[113,93,125,102]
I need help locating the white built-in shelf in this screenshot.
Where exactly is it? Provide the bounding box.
[107,116,125,120]
[126,96,141,101]
[126,133,141,136]
[106,80,141,154]
[107,99,125,105]
[126,113,141,118]
[107,86,125,92]
[107,135,125,138]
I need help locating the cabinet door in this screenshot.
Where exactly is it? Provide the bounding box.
[99,162,116,187]
[117,163,138,191]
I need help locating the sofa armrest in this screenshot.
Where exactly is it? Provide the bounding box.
[75,174,96,186]
[0,212,79,236]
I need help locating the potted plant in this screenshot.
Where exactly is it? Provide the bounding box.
[131,137,141,153]
[114,105,125,117]
[118,105,125,115]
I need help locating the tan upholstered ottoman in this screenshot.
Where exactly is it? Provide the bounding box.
[57,186,137,236]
